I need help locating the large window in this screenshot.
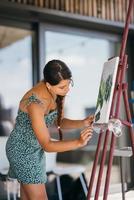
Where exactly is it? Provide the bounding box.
[44,30,119,119]
[43,28,123,187]
[0,25,33,136]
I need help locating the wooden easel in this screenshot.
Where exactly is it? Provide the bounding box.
[87,0,134,199]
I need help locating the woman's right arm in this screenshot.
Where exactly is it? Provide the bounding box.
[47,126,93,152]
[27,103,93,152]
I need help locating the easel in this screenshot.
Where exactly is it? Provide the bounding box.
[87,0,134,199]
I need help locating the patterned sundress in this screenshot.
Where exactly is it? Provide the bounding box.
[6,94,57,184]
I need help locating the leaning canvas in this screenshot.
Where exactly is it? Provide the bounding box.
[94,57,119,124]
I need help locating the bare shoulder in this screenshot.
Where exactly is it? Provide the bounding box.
[19,81,57,114]
[20,81,43,99]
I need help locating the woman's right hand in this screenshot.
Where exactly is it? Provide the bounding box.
[78,126,93,147]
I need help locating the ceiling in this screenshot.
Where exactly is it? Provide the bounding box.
[0,26,31,48]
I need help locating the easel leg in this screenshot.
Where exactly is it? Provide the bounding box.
[94,130,110,200]
[103,54,127,200]
[103,133,116,200]
[87,130,103,199]
[103,82,134,200]
[120,157,125,200]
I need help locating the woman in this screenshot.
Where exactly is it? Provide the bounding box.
[6,60,93,200]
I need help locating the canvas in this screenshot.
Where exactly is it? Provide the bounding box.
[94,57,119,124]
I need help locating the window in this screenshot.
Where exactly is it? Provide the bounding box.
[0,25,33,136]
[44,30,119,119]
[43,27,122,186]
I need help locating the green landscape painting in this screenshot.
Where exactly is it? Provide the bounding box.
[94,57,119,124]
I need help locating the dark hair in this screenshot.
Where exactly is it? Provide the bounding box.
[43,60,72,140]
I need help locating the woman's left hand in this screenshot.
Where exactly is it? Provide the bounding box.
[83,115,94,127]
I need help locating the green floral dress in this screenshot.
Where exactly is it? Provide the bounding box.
[6,94,57,184]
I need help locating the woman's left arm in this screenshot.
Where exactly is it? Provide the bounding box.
[56,97,94,129]
[60,115,94,129]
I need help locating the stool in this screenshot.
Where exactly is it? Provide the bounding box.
[53,165,88,200]
[46,151,88,200]
[114,147,133,200]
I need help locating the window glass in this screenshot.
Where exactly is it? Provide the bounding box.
[45,31,116,119]
[0,25,33,136]
[44,30,122,186]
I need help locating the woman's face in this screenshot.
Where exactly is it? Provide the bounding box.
[49,79,72,96]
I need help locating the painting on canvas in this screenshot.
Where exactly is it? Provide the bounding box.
[94,57,119,124]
